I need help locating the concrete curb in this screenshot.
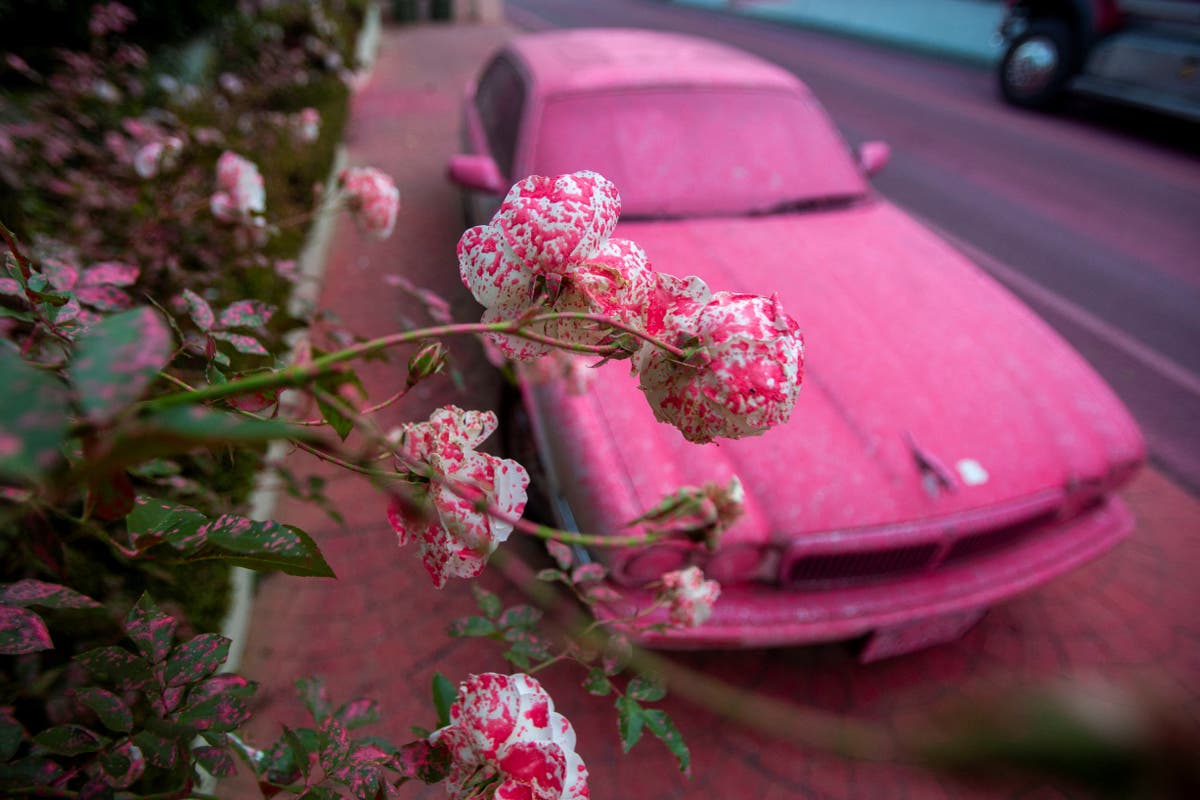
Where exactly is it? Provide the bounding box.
[216,1,385,678]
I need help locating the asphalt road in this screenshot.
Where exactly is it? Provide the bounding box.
[502,0,1200,496]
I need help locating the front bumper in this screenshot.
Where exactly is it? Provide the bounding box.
[595,495,1133,650]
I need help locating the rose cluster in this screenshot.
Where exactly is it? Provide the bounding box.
[431,673,588,800]
[457,171,804,444]
[658,566,722,628]
[386,406,529,588]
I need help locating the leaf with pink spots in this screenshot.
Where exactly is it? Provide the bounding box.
[333,698,380,730]
[41,259,79,291]
[644,708,690,775]
[124,594,177,663]
[76,646,154,692]
[0,348,70,481]
[164,633,231,687]
[1,579,102,610]
[296,675,332,722]
[196,515,335,578]
[132,730,181,770]
[395,739,452,784]
[75,285,133,312]
[179,288,215,331]
[0,277,22,297]
[81,261,139,287]
[100,739,146,788]
[217,299,274,330]
[175,674,255,732]
[74,687,133,733]
[69,307,173,424]
[33,724,108,756]
[211,330,269,356]
[318,718,350,774]
[193,745,236,777]
[0,605,53,655]
[126,497,208,555]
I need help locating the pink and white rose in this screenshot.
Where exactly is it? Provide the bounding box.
[658,566,721,628]
[211,151,265,224]
[458,172,633,359]
[386,407,529,588]
[431,673,588,800]
[293,107,321,143]
[635,288,804,444]
[339,166,400,239]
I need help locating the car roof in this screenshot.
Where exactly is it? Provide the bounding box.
[504,28,807,97]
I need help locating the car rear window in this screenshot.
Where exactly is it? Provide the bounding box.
[531,87,867,218]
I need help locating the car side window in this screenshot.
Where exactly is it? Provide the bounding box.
[474,55,525,179]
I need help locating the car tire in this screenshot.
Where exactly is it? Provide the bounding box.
[999,20,1076,109]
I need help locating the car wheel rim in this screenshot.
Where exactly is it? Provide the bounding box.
[1006,37,1059,94]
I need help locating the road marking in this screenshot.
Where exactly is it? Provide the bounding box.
[929,222,1200,400]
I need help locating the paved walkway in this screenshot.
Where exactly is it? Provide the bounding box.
[233,13,1200,800]
[673,0,1008,64]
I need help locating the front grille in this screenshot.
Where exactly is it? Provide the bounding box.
[942,511,1053,565]
[784,543,940,588]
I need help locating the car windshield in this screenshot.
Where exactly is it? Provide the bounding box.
[530,87,868,219]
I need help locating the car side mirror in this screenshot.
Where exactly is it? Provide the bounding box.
[447,154,505,194]
[856,140,890,176]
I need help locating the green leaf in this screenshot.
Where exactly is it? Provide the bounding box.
[194,745,236,777]
[313,369,365,441]
[472,585,502,619]
[0,606,53,655]
[296,676,332,723]
[100,739,146,788]
[218,299,275,330]
[34,724,108,756]
[180,289,215,331]
[283,726,311,782]
[132,730,181,770]
[124,594,176,663]
[70,307,172,424]
[333,698,381,731]
[0,707,23,760]
[616,695,644,753]
[194,515,335,578]
[164,633,230,687]
[644,709,691,775]
[432,673,456,729]
[1,579,103,610]
[76,646,154,691]
[535,568,568,584]
[0,348,69,481]
[497,605,542,631]
[582,668,612,697]
[627,674,667,703]
[446,616,495,638]
[126,497,208,554]
[211,331,269,356]
[74,687,133,733]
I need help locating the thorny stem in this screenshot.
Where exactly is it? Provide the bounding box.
[526,311,692,361]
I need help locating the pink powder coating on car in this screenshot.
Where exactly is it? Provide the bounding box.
[451,29,1145,656]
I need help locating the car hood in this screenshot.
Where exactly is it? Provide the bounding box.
[528,200,1144,546]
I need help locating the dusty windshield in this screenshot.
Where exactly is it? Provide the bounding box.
[531,87,867,219]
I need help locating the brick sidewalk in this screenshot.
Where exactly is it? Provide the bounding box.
[234,18,1200,800]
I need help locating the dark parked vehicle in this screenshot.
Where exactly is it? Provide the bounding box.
[999,0,1200,120]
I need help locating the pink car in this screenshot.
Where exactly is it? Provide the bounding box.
[448,29,1145,659]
